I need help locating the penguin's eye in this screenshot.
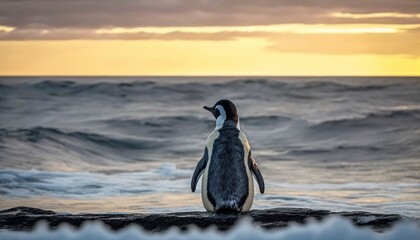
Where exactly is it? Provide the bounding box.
[213,109,220,118]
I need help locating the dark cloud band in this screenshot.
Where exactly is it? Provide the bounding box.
[1,28,419,56]
[0,0,419,29]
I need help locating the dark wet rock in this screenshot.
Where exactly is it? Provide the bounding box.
[0,206,413,232]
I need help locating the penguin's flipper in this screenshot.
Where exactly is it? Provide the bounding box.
[191,147,208,192]
[249,151,265,194]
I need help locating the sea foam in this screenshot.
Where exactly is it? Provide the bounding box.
[0,216,418,240]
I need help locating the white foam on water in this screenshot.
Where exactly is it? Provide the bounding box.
[0,217,418,240]
[2,166,418,199]
[1,165,419,216]
[0,163,191,198]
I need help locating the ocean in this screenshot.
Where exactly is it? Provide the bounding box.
[0,77,419,238]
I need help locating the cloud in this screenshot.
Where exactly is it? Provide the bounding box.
[331,12,420,19]
[0,0,419,30]
[0,0,419,56]
[1,24,416,40]
[1,27,419,56]
[0,28,263,41]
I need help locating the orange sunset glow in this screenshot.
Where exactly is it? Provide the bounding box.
[0,1,419,75]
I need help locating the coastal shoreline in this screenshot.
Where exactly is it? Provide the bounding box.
[0,206,412,233]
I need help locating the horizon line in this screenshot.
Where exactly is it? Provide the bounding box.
[1,75,419,78]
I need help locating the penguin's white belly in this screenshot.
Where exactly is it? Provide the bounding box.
[241,156,254,212]
[201,130,218,212]
[239,132,254,212]
[201,162,213,211]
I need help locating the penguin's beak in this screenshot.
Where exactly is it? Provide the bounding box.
[204,105,219,119]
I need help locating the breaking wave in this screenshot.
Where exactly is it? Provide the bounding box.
[0,217,418,240]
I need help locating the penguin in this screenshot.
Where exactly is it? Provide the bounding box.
[191,99,265,213]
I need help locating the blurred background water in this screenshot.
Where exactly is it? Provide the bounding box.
[0,77,419,217]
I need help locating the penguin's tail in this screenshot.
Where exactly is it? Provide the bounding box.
[214,200,241,214]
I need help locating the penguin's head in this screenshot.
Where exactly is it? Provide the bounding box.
[204,99,240,130]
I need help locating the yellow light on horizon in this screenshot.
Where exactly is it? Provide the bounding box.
[0,26,15,32]
[331,12,420,19]
[1,39,419,76]
[94,24,417,35]
[293,27,399,34]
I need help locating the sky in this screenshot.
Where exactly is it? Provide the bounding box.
[0,0,419,76]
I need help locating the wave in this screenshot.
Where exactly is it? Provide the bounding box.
[104,116,213,128]
[240,115,293,126]
[0,127,162,151]
[0,165,191,198]
[0,78,410,97]
[31,80,157,90]
[214,78,408,92]
[0,216,418,240]
[311,109,420,131]
[286,145,385,156]
[101,115,295,133]
[0,80,157,98]
[284,144,402,162]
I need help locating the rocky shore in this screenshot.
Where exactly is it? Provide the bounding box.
[0,207,413,233]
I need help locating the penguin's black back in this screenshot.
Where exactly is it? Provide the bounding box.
[207,120,249,213]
